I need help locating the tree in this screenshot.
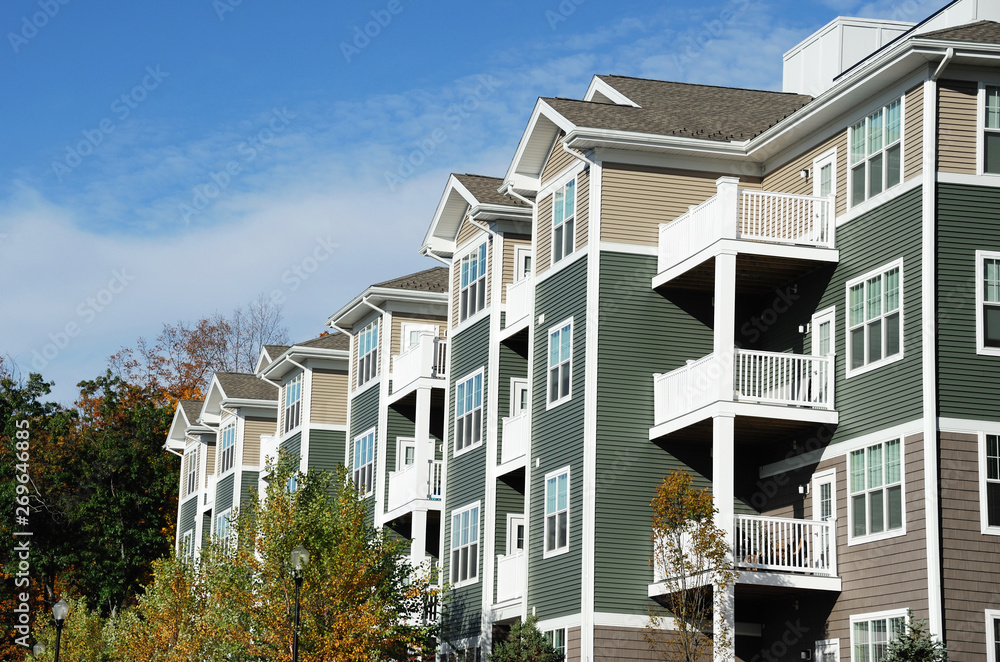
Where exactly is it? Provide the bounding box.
[883,611,949,662]
[488,616,562,662]
[29,597,111,662]
[645,470,738,662]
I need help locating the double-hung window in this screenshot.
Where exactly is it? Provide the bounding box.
[181,530,194,562]
[544,468,570,556]
[847,262,902,374]
[547,320,572,406]
[450,503,480,586]
[283,373,302,433]
[216,508,233,550]
[552,179,575,263]
[357,319,379,387]
[460,243,488,322]
[850,98,902,206]
[455,371,483,453]
[219,422,236,474]
[977,251,1000,354]
[851,610,906,662]
[983,433,1000,532]
[185,446,198,497]
[545,629,567,660]
[353,428,375,496]
[984,86,1000,174]
[849,439,903,541]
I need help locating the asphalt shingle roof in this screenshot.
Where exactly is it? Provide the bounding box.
[546,76,813,142]
[453,173,529,207]
[919,20,1000,44]
[263,345,289,361]
[372,266,450,293]
[179,399,203,424]
[216,372,278,401]
[295,333,350,351]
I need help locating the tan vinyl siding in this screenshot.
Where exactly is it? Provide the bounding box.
[456,214,484,249]
[537,193,553,275]
[567,626,581,662]
[390,313,447,358]
[243,417,274,467]
[938,79,977,174]
[352,327,360,390]
[600,164,724,246]
[204,444,216,487]
[541,133,574,185]
[762,129,848,218]
[594,626,674,661]
[501,234,531,303]
[904,83,923,180]
[310,368,348,425]
[940,430,1000,659]
[575,168,589,252]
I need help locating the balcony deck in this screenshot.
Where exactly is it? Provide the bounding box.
[497,411,528,475]
[495,550,525,605]
[501,277,533,336]
[385,459,444,519]
[389,334,447,401]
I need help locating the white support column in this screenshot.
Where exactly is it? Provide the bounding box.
[716,177,741,240]
[714,250,738,402]
[713,413,736,662]
[411,508,428,569]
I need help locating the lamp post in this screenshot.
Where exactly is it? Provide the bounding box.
[290,545,310,662]
[52,599,69,662]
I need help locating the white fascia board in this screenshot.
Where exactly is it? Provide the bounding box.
[502,99,575,191]
[421,174,474,254]
[469,203,533,223]
[566,127,749,158]
[584,75,640,106]
[262,347,349,380]
[328,288,448,329]
[220,398,277,410]
[201,374,226,419]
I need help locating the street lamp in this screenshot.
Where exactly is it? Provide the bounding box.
[290,545,310,662]
[52,599,69,662]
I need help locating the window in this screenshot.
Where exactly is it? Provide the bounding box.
[545,629,567,660]
[185,446,198,497]
[847,262,902,375]
[515,246,533,281]
[850,98,902,206]
[353,428,376,496]
[455,370,483,453]
[216,509,233,549]
[283,373,302,433]
[987,609,1000,662]
[219,422,236,474]
[544,468,570,556]
[357,319,379,387]
[984,86,1000,174]
[547,320,572,406]
[982,433,1000,532]
[180,530,194,562]
[851,610,906,662]
[850,439,903,541]
[460,243,487,322]
[815,638,840,662]
[450,503,480,586]
[397,438,416,471]
[977,251,1000,355]
[552,179,576,263]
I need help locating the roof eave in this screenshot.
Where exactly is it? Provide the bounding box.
[564,127,749,157]
[328,287,449,329]
[503,99,576,194]
[220,397,278,409]
[263,347,350,380]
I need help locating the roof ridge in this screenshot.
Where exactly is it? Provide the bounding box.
[598,73,811,98]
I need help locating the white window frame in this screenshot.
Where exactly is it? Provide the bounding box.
[396,437,417,472]
[185,445,199,497]
[848,96,904,208]
[357,319,379,388]
[180,529,194,562]
[505,513,525,556]
[986,609,1000,662]
[515,245,533,281]
[544,628,567,660]
[845,260,904,378]
[543,467,571,558]
[216,508,233,550]
[976,250,1000,356]
[219,421,237,475]
[400,322,438,353]
[352,427,376,497]
[510,377,529,417]
[978,82,1000,177]
[454,368,484,456]
[459,242,488,323]
[450,501,481,588]
[980,431,1000,535]
[815,638,840,662]
[849,609,907,662]
[283,372,303,434]
[546,318,573,409]
[551,178,576,264]
[848,438,905,546]
[812,467,838,570]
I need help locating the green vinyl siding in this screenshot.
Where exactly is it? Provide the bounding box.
[385,406,413,505]
[200,512,212,546]
[350,385,380,524]
[494,476,525,603]
[240,471,258,508]
[216,473,235,514]
[308,429,345,472]
[497,339,529,463]
[938,183,1000,420]
[179,496,197,538]
[279,431,301,460]
[595,251,714,614]
[442,314,490,641]
[528,256,587,619]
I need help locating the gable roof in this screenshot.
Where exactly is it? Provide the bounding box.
[179,399,203,424]
[264,344,289,361]
[372,267,450,293]
[918,19,1000,43]
[452,174,529,207]
[295,332,351,351]
[165,398,207,451]
[215,372,278,402]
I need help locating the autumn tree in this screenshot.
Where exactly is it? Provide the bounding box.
[488,616,562,662]
[29,597,111,662]
[645,470,738,662]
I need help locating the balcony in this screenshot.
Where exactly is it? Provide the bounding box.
[387,459,444,514]
[499,412,528,468]
[653,179,837,292]
[504,277,533,330]
[391,334,448,395]
[495,551,525,603]
[204,474,215,508]
[259,434,278,477]
[651,348,837,440]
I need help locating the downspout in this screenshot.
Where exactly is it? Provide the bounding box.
[467,217,497,238]
[931,47,954,82]
[361,295,387,317]
[504,184,536,208]
[164,446,183,458]
[561,141,597,168]
[421,247,451,266]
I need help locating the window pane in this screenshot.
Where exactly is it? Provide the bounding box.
[558,511,567,548]
[987,305,1000,347]
[549,368,559,402]
[986,133,1000,175]
[885,313,900,357]
[853,494,867,536]
[547,514,555,550]
[872,619,888,661]
[988,482,1000,527]
[886,439,901,483]
[869,153,884,197]
[870,490,885,533]
[886,144,901,188]
[851,121,866,164]
[850,285,865,326]
[987,86,1000,129]
[560,324,572,358]
[546,477,556,514]
[855,622,870,662]
[554,225,564,262]
[564,180,575,218]
[851,450,866,493]
[988,435,1000,480]
[563,219,575,257]
[867,276,882,320]
[557,473,568,510]
[852,165,866,205]
[549,331,560,366]
[886,100,901,143]
[868,445,883,488]
[851,327,864,368]
[560,364,570,398]
[986,259,1000,302]
[868,110,883,153]
[868,319,883,363]
[820,164,832,196]
[887,485,903,529]
[885,268,900,311]
[819,321,831,355]
[554,189,564,225]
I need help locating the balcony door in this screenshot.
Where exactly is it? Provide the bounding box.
[813,150,837,236]
[515,246,533,281]
[812,468,836,572]
[506,514,525,556]
[510,378,529,417]
[810,307,835,404]
[396,438,416,472]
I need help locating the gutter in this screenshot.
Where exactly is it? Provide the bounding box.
[421,247,451,266]
[931,47,955,81]
[505,184,536,208]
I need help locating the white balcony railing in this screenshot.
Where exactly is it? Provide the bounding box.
[657,178,835,273]
[204,474,216,507]
[652,349,834,425]
[496,550,525,603]
[500,412,528,464]
[505,277,533,328]
[387,459,444,512]
[391,334,448,393]
[733,514,837,576]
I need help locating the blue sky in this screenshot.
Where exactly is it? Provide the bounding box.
[0,0,949,404]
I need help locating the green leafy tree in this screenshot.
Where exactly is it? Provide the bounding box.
[488,615,562,662]
[645,470,738,662]
[883,611,949,662]
[30,597,111,662]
